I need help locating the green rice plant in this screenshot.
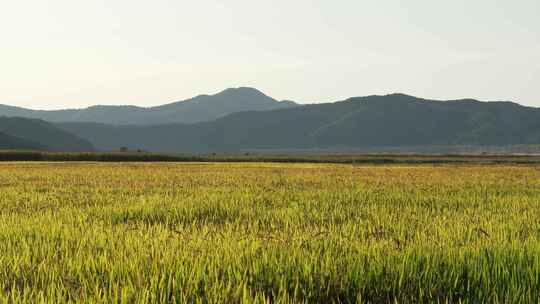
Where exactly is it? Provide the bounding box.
[0,163,539,303]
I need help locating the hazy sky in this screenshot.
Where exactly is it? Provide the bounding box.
[1,0,539,109]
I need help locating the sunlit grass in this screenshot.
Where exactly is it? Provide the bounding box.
[0,162,539,303]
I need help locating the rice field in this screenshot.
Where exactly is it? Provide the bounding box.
[0,162,539,303]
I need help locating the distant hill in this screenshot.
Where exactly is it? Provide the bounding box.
[0,88,298,125]
[0,117,95,152]
[0,131,45,151]
[57,94,540,153]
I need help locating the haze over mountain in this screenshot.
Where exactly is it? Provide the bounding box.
[0,117,95,152]
[56,93,540,153]
[0,88,297,125]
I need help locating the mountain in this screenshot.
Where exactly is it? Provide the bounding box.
[0,131,45,151]
[0,117,96,151]
[57,94,540,153]
[0,88,298,125]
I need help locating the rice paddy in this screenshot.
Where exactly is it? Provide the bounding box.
[0,162,539,303]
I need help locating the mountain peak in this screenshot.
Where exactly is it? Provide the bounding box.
[346,93,423,104]
[378,93,428,103]
[386,93,418,99]
[145,87,297,124]
[217,87,268,98]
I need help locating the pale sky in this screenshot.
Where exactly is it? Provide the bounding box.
[1,0,539,109]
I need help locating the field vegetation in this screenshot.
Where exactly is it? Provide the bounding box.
[1,150,540,165]
[0,162,539,302]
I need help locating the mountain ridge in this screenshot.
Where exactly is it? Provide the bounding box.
[3,90,538,153]
[0,87,298,125]
[56,94,540,153]
[0,131,45,151]
[0,117,96,152]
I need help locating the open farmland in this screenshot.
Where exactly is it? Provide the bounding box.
[0,162,539,303]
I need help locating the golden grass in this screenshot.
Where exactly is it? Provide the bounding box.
[0,162,539,303]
